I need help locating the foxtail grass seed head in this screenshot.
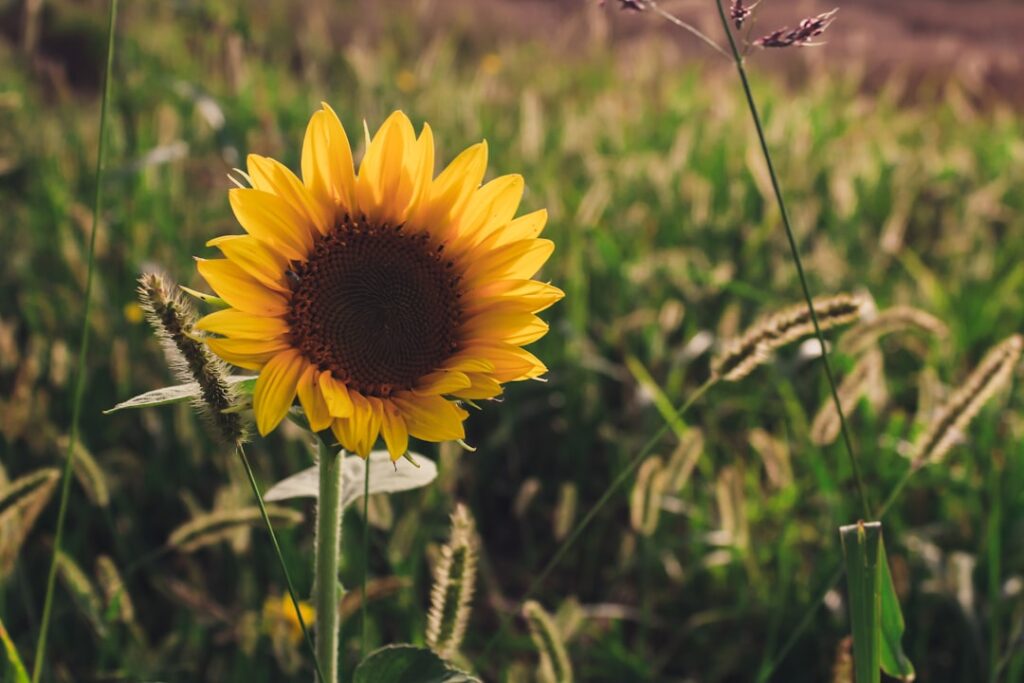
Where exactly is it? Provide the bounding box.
[748,428,794,489]
[138,272,245,444]
[756,9,838,48]
[711,293,867,382]
[629,456,668,537]
[553,483,578,541]
[0,468,60,580]
[665,428,704,492]
[522,600,573,683]
[426,504,478,659]
[95,555,135,624]
[810,348,887,446]
[912,335,1023,467]
[838,306,949,357]
[57,551,108,638]
[167,506,304,553]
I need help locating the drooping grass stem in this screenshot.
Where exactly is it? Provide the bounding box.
[237,444,325,683]
[315,436,344,682]
[31,1,118,679]
[712,0,871,520]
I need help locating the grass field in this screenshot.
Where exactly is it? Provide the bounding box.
[3,1,1024,681]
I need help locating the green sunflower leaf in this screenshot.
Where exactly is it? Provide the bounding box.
[353,644,480,683]
[104,375,255,413]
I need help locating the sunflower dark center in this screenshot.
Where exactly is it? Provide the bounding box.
[287,215,462,398]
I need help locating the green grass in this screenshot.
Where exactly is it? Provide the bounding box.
[3,1,1024,681]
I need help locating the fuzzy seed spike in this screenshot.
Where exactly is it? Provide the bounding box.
[523,600,573,683]
[425,503,478,659]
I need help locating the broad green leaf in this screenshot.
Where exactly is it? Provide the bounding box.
[353,645,480,683]
[104,375,255,413]
[0,614,30,683]
[840,521,882,683]
[265,451,437,508]
[879,543,916,680]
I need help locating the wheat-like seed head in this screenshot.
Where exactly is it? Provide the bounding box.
[912,334,1023,467]
[838,305,949,357]
[425,503,478,659]
[629,456,667,537]
[810,347,887,446]
[711,293,867,382]
[522,600,573,683]
[138,272,245,444]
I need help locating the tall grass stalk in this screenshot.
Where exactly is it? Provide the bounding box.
[315,437,344,682]
[236,444,325,683]
[31,1,118,679]
[361,457,370,657]
[711,0,871,518]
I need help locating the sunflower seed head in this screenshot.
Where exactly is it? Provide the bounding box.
[137,271,245,445]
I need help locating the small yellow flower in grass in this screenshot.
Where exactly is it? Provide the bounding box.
[262,593,316,646]
[196,105,561,459]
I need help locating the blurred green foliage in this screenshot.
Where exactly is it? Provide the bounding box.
[2,1,1024,681]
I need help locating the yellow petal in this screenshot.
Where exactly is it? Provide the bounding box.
[462,307,549,346]
[392,393,467,442]
[229,188,314,260]
[331,417,360,456]
[196,308,290,339]
[205,337,291,371]
[318,372,353,418]
[195,258,289,317]
[445,356,496,374]
[248,154,330,234]
[413,370,472,396]
[462,238,554,285]
[346,392,381,457]
[380,400,409,461]
[491,208,548,247]
[461,342,547,382]
[253,350,305,435]
[297,365,332,432]
[452,373,503,400]
[404,124,435,221]
[207,235,289,293]
[410,141,487,231]
[301,104,357,214]
[356,111,415,223]
[452,174,524,247]
[465,280,565,315]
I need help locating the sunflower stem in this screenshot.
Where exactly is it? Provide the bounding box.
[315,436,344,683]
[31,1,117,679]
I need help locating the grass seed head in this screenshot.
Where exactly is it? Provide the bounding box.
[138,271,245,444]
[912,334,1023,467]
[711,293,867,382]
[810,347,887,446]
[838,306,949,357]
[0,468,60,580]
[523,600,573,683]
[425,503,478,659]
[756,9,839,48]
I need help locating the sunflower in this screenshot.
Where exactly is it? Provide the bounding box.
[195,105,561,460]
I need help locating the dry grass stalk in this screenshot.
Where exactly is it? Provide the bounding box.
[95,555,135,625]
[629,456,668,537]
[664,428,704,492]
[912,335,1023,467]
[837,306,949,357]
[58,435,110,508]
[0,467,60,579]
[711,293,867,382]
[523,600,573,683]
[748,428,793,489]
[57,551,108,637]
[425,504,478,659]
[138,272,244,444]
[553,483,578,541]
[810,348,887,446]
[167,506,303,553]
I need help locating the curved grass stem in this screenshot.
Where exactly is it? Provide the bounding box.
[712,0,871,519]
[237,444,325,683]
[31,2,118,679]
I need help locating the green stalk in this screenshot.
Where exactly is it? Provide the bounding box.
[315,437,344,682]
[237,444,325,683]
[31,1,118,679]
[712,0,871,519]
[361,457,370,658]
